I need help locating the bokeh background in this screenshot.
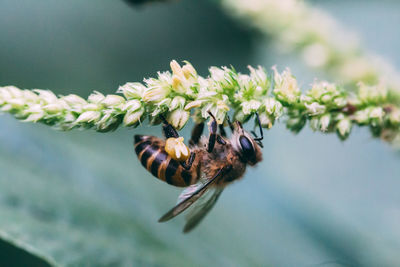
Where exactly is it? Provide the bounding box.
[1,0,400,266]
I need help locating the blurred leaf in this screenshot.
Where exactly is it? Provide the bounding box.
[0,232,54,267]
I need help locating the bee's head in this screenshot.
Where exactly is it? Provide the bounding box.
[231,121,263,166]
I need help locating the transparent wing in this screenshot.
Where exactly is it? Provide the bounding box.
[183,187,224,233]
[158,168,225,223]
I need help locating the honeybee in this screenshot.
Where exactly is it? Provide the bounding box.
[134,112,263,233]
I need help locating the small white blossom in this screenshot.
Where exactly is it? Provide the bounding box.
[118,83,146,99]
[170,96,186,111]
[88,91,105,103]
[123,100,142,112]
[273,67,300,103]
[123,109,144,126]
[337,118,352,138]
[34,90,58,104]
[320,114,331,131]
[369,107,384,120]
[75,111,101,123]
[305,102,326,115]
[167,109,190,130]
[101,95,125,107]
[241,100,261,115]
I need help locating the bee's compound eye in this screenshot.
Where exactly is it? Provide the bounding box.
[165,137,190,162]
[239,136,255,158]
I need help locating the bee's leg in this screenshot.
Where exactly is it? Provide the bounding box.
[219,124,227,137]
[180,152,196,170]
[207,111,219,153]
[160,115,179,139]
[189,122,204,146]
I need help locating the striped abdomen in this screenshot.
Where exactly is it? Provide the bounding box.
[134,135,195,187]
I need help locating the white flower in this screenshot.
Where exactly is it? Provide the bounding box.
[353,109,369,124]
[170,96,186,111]
[209,66,226,82]
[101,95,125,107]
[88,91,105,103]
[337,118,352,137]
[305,102,326,115]
[62,94,87,106]
[273,67,300,103]
[185,100,203,110]
[123,99,142,112]
[389,108,400,124]
[241,100,261,115]
[118,82,146,99]
[264,98,283,117]
[369,107,384,120]
[167,109,190,130]
[34,89,58,104]
[320,114,331,131]
[75,111,101,123]
[248,65,268,89]
[142,86,169,102]
[123,109,143,126]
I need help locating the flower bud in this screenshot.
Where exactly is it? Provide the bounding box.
[336,118,352,139]
[75,111,101,123]
[241,100,261,115]
[170,96,186,111]
[305,102,326,115]
[63,94,87,106]
[142,86,168,102]
[118,83,146,99]
[34,89,58,104]
[320,114,331,132]
[88,91,105,103]
[185,100,203,110]
[182,62,197,79]
[123,99,142,112]
[43,103,63,113]
[123,109,144,126]
[101,95,125,107]
[170,60,184,77]
[167,109,190,130]
[258,112,273,128]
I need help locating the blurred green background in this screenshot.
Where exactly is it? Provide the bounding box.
[1,0,400,266]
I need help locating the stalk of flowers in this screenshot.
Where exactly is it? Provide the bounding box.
[220,0,400,93]
[0,60,399,144]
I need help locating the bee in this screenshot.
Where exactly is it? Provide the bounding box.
[134,112,263,233]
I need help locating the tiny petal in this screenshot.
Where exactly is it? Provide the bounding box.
[123,109,144,126]
[75,111,101,123]
[337,118,352,138]
[305,102,326,115]
[170,96,186,111]
[118,83,146,99]
[88,91,105,103]
[101,95,125,107]
[167,109,190,130]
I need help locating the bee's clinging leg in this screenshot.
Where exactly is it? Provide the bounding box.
[219,124,227,137]
[160,115,179,139]
[181,152,196,170]
[207,112,218,153]
[189,122,204,146]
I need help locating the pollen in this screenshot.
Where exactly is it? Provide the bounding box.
[165,137,190,162]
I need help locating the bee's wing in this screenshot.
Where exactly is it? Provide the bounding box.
[183,187,224,233]
[158,167,225,223]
